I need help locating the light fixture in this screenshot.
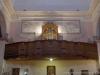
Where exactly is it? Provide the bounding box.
[24,69,28,75]
[49,58,53,62]
[24,71,27,75]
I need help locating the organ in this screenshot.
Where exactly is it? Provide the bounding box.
[42,22,59,40]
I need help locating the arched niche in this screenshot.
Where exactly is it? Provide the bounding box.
[0,10,7,39]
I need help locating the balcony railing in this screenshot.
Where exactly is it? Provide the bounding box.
[4,40,98,60]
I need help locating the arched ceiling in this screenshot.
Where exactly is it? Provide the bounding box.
[1,0,99,18]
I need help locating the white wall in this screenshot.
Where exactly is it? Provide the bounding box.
[5,60,98,75]
[8,17,94,43]
[0,41,5,75]
[97,41,100,68]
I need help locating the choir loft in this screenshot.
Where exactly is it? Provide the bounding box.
[0,0,100,75]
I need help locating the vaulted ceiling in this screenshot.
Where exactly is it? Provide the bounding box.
[1,0,99,17]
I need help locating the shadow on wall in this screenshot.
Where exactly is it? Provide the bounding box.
[0,10,6,39]
[96,17,100,40]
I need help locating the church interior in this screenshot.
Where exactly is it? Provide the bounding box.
[0,0,100,75]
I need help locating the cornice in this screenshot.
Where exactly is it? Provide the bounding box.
[16,11,88,18]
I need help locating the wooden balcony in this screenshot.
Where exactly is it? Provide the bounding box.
[4,40,98,60]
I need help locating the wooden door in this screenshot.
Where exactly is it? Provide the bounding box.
[47,66,56,75]
[12,68,20,75]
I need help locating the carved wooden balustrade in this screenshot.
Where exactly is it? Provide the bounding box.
[4,40,98,60]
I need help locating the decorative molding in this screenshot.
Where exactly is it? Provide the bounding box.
[88,0,100,14]
[1,0,16,20]
[16,11,88,17]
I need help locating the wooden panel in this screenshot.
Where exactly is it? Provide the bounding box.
[12,68,20,75]
[4,40,98,60]
[47,66,56,75]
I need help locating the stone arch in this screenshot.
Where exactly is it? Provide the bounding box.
[0,10,6,39]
